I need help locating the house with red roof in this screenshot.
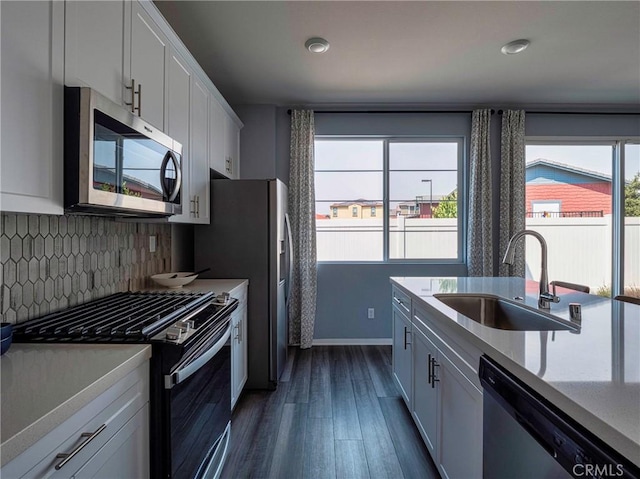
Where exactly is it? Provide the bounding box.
[525,159,612,217]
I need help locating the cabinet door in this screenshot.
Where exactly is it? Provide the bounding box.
[64,0,126,105]
[0,0,64,215]
[72,404,150,479]
[392,307,412,408]
[189,77,210,224]
[208,98,226,176]
[167,50,192,224]
[412,327,439,457]
[130,1,168,130]
[437,352,483,479]
[224,114,240,178]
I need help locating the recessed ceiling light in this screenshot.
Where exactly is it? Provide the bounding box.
[501,39,530,55]
[305,37,330,54]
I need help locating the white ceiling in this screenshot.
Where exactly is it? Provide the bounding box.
[155,1,640,108]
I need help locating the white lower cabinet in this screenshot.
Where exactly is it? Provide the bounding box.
[412,327,438,456]
[392,288,483,479]
[2,363,150,479]
[230,282,248,409]
[392,306,412,408]
[437,351,483,479]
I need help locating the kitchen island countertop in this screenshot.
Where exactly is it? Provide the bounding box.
[391,276,640,468]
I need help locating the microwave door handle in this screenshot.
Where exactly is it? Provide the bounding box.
[164,323,231,389]
[160,150,182,202]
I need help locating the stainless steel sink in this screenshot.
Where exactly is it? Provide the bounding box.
[433,293,579,332]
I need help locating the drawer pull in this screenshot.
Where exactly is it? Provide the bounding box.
[430,356,440,388]
[403,326,411,349]
[54,423,107,470]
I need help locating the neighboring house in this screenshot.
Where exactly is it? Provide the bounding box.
[525,159,612,217]
[396,195,445,218]
[329,199,383,219]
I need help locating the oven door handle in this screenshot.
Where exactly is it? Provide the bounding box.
[164,323,231,389]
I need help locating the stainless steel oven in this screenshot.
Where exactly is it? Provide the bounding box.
[64,86,183,217]
[157,314,232,479]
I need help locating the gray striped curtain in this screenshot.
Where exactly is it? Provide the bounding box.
[288,110,317,349]
[499,110,526,277]
[467,109,494,277]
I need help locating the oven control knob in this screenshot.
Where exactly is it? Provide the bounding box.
[165,327,182,341]
[182,320,195,331]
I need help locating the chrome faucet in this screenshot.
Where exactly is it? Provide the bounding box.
[503,230,559,309]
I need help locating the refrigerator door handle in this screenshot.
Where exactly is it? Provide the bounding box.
[284,213,293,305]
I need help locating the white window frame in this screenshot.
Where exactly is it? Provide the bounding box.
[315,136,466,264]
[526,136,640,297]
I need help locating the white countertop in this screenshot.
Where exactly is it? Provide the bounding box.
[0,279,247,466]
[0,343,151,466]
[391,276,640,467]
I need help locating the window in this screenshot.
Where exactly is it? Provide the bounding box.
[315,138,463,262]
[525,140,639,299]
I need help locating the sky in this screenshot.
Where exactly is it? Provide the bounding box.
[526,144,640,180]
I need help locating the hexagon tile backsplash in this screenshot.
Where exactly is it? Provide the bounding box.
[0,213,171,324]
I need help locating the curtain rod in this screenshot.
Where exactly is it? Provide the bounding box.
[286,109,493,115]
[285,108,639,116]
[497,109,639,116]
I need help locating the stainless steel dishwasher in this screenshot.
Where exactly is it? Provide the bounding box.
[479,356,639,479]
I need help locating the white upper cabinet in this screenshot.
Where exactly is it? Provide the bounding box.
[129,2,169,130]
[64,0,127,105]
[1,0,64,215]
[167,49,192,224]
[209,98,241,179]
[189,76,211,224]
[224,114,241,179]
[209,97,226,176]
[3,0,241,217]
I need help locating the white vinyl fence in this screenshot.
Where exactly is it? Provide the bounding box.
[316,216,640,292]
[524,216,640,292]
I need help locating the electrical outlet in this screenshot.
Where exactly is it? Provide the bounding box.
[149,235,157,253]
[368,308,375,319]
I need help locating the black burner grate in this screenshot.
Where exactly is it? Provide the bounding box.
[13,291,214,341]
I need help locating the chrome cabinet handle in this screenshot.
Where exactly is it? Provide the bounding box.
[190,197,196,216]
[54,424,107,470]
[394,296,403,306]
[195,195,200,218]
[125,79,141,115]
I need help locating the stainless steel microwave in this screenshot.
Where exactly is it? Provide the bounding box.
[64,87,182,216]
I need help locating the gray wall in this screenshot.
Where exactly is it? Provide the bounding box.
[235,105,278,180]
[210,105,639,341]
[313,112,476,339]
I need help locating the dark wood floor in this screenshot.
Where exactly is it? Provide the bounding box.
[221,346,439,479]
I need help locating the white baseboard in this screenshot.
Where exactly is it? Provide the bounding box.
[312,338,392,346]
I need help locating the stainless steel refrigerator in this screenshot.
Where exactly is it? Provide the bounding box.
[194,178,291,390]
